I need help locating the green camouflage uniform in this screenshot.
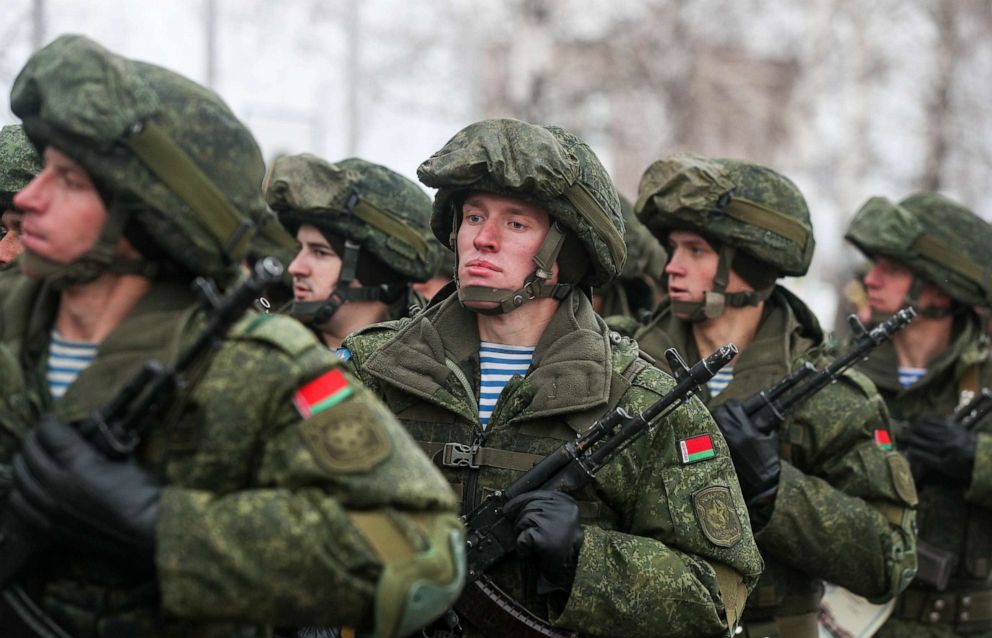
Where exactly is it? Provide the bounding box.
[0,35,463,638]
[637,289,919,634]
[634,154,917,637]
[848,194,992,638]
[343,119,763,637]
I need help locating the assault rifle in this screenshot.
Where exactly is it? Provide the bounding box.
[452,344,738,638]
[0,257,285,629]
[734,308,916,436]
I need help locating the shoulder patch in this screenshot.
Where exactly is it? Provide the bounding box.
[692,486,743,547]
[680,434,716,464]
[873,428,893,451]
[299,391,393,474]
[294,369,353,417]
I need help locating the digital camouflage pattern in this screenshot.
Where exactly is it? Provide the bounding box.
[859,314,992,638]
[418,118,626,287]
[343,290,764,637]
[636,153,814,277]
[0,124,41,211]
[846,193,992,309]
[0,276,464,637]
[636,287,918,634]
[10,35,272,282]
[266,154,440,283]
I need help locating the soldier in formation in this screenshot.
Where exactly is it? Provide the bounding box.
[0,35,463,637]
[342,118,763,637]
[265,153,440,350]
[632,153,918,637]
[846,193,992,637]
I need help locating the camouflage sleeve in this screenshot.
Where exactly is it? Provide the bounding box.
[156,327,464,635]
[965,431,992,506]
[757,373,917,602]
[552,366,763,637]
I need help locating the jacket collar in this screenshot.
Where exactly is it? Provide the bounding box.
[363,291,613,423]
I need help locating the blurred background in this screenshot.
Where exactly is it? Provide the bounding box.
[2,0,991,329]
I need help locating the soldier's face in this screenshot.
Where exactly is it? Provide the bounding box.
[0,210,23,266]
[13,147,108,266]
[456,193,557,308]
[864,256,950,314]
[666,230,750,319]
[288,224,343,302]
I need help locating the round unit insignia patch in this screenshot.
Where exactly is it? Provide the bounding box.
[300,400,392,474]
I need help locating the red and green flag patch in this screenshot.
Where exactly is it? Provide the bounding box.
[294,369,353,418]
[874,429,893,451]
[680,434,715,464]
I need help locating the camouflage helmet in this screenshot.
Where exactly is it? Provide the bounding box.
[636,153,814,277]
[266,154,440,283]
[418,118,626,289]
[10,35,270,283]
[618,194,667,283]
[0,124,41,211]
[846,193,992,309]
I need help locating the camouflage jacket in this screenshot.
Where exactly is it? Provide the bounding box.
[635,287,918,624]
[0,277,463,638]
[857,313,992,596]
[343,290,763,638]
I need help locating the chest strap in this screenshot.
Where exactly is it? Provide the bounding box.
[418,441,543,472]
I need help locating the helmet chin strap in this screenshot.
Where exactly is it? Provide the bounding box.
[286,239,400,327]
[21,198,157,290]
[455,221,573,315]
[670,244,772,323]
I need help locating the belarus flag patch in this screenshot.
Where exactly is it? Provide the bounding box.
[874,429,893,451]
[680,434,716,464]
[293,369,354,418]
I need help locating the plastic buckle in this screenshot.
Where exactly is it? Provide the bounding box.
[442,442,479,468]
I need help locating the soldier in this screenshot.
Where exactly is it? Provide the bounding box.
[0,124,41,269]
[633,154,918,638]
[846,193,992,637]
[0,35,464,637]
[342,118,763,637]
[265,153,440,350]
[593,195,667,332]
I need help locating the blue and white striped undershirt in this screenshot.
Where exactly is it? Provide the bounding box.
[479,341,534,428]
[707,367,734,397]
[898,367,927,389]
[47,331,98,399]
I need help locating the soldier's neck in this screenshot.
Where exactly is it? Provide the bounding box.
[476,297,558,347]
[891,316,953,369]
[690,302,764,363]
[56,272,151,343]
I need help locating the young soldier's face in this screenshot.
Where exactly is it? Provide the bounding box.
[288,224,342,302]
[863,256,949,314]
[456,193,557,307]
[665,230,719,305]
[13,147,108,267]
[0,210,23,266]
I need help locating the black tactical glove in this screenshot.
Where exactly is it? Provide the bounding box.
[711,399,781,509]
[10,415,161,567]
[504,490,584,595]
[907,414,976,485]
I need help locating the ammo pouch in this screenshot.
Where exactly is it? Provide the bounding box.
[916,539,958,591]
[895,585,992,631]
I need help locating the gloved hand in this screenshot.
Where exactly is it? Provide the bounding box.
[504,490,583,595]
[907,414,976,485]
[10,415,161,567]
[711,399,781,508]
